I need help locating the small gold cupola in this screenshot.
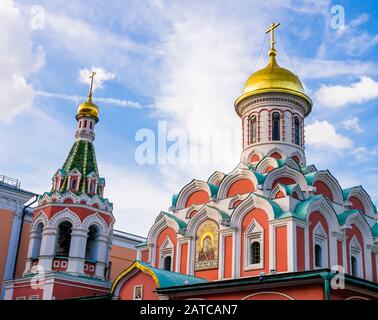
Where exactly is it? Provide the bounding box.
[235,23,312,116]
[76,71,99,122]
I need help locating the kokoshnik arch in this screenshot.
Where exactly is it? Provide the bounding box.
[2,23,378,300]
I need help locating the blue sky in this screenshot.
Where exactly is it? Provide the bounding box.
[1,0,378,235]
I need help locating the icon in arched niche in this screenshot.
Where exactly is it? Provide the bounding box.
[195,219,219,270]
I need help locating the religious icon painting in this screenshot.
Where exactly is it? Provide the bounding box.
[195,219,219,271]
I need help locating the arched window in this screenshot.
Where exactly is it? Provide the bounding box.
[244,219,264,270]
[315,244,322,268]
[250,241,261,264]
[250,115,257,144]
[71,178,77,191]
[294,117,300,145]
[272,112,280,141]
[31,222,44,258]
[351,256,358,277]
[55,221,72,257]
[163,256,172,271]
[85,225,98,261]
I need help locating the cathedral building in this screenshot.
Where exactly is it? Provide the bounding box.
[1,23,378,300]
[111,24,378,300]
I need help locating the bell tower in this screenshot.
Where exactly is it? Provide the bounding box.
[5,72,115,300]
[235,23,312,166]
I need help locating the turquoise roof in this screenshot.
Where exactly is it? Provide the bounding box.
[372,223,378,238]
[304,172,316,186]
[137,261,207,288]
[277,183,297,196]
[171,194,178,207]
[206,205,230,221]
[342,188,353,201]
[253,193,283,218]
[207,183,219,197]
[293,195,322,221]
[253,171,266,184]
[162,212,187,231]
[337,209,359,225]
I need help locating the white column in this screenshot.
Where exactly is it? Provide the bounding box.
[94,234,110,279]
[67,228,87,275]
[38,227,57,272]
[23,229,42,274]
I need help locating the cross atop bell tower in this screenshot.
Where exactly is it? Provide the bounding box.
[266,22,280,57]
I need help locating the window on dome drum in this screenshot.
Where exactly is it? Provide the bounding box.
[250,241,261,264]
[314,244,322,268]
[85,225,98,261]
[294,117,300,145]
[351,256,358,277]
[55,221,73,257]
[163,255,172,271]
[250,115,257,144]
[272,112,280,141]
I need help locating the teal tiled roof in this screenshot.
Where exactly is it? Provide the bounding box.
[138,261,207,288]
[208,183,219,197]
[293,195,322,221]
[206,205,230,221]
[162,212,187,231]
[372,223,378,238]
[171,194,178,207]
[304,172,316,186]
[337,209,359,225]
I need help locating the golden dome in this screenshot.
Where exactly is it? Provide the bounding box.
[235,22,312,117]
[76,97,99,121]
[235,54,312,116]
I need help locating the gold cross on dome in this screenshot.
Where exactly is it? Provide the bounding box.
[266,22,280,51]
[88,71,96,99]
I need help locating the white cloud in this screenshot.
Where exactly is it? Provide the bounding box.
[35,90,144,109]
[342,117,362,133]
[78,67,115,91]
[352,147,377,161]
[315,76,378,108]
[305,120,353,150]
[0,0,45,123]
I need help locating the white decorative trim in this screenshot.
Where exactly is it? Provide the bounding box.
[244,219,264,270]
[176,180,212,210]
[217,169,257,200]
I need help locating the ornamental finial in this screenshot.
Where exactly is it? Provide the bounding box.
[88,71,96,101]
[266,22,280,57]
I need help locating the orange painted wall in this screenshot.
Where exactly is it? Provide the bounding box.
[346,224,366,278]
[314,181,334,202]
[270,152,282,160]
[240,208,269,277]
[371,253,377,283]
[118,270,158,300]
[180,243,188,274]
[309,211,330,269]
[15,221,31,277]
[185,191,209,208]
[349,197,365,214]
[226,179,255,198]
[272,177,295,188]
[194,268,218,280]
[155,227,176,269]
[141,250,149,263]
[109,245,137,281]
[296,226,305,271]
[223,235,233,279]
[0,208,14,293]
[250,154,260,163]
[275,226,288,272]
[337,240,343,268]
